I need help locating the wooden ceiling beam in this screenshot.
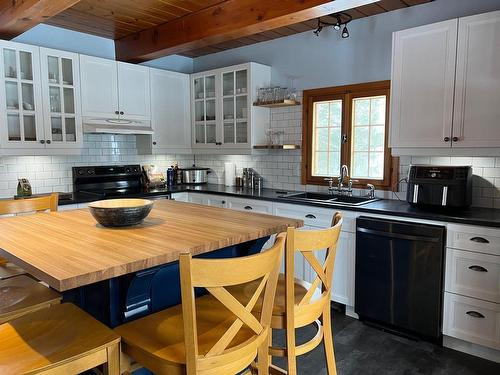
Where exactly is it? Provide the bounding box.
[115,0,383,62]
[0,0,81,39]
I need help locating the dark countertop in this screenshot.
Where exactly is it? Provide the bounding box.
[59,184,500,228]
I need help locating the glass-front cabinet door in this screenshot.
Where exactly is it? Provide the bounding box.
[193,74,217,146]
[40,48,82,148]
[0,42,44,148]
[222,68,249,146]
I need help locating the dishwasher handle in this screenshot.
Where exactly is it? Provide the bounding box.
[357,227,442,243]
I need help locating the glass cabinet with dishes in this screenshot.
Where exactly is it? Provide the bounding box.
[40,48,82,148]
[0,41,83,153]
[193,74,217,145]
[0,41,45,148]
[191,62,271,153]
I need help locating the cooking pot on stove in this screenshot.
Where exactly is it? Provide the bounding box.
[180,167,211,184]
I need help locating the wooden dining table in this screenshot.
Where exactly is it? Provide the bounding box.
[0,200,302,292]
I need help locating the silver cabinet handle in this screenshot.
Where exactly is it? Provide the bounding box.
[466,311,485,319]
[244,206,252,210]
[468,265,488,272]
[305,214,316,219]
[470,237,489,244]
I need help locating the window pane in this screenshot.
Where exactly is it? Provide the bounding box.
[316,128,328,151]
[370,97,386,125]
[351,95,387,180]
[328,152,340,176]
[353,126,369,151]
[315,152,328,176]
[369,152,384,179]
[354,99,370,125]
[352,152,369,177]
[316,102,329,127]
[329,127,341,151]
[311,99,343,177]
[370,126,385,151]
[329,101,342,127]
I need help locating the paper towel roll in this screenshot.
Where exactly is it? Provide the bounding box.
[224,162,236,187]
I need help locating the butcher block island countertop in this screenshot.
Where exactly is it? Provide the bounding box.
[0,200,302,292]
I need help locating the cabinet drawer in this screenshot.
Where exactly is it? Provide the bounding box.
[445,249,500,303]
[447,224,500,256]
[443,293,500,350]
[226,198,272,214]
[274,203,334,228]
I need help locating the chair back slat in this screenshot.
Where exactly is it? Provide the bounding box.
[286,213,342,310]
[180,233,285,375]
[0,194,59,216]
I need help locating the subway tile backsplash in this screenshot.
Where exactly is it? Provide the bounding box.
[1,90,499,208]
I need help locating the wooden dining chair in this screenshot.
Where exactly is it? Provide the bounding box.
[0,302,121,374]
[0,193,59,279]
[0,275,61,324]
[115,233,286,375]
[231,213,343,375]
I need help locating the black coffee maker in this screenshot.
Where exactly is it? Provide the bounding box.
[406,165,472,208]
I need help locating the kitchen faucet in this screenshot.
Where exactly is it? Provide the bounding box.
[325,165,353,196]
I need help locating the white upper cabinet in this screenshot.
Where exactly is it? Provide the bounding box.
[117,62,150,121]
[0,41,45,149]
[80,55,119,118]
[40,48,82,149]
[390,19,458,148]
[137,68,191,154]
[453,11,500,148]
[80,56,150,122]
[390,10,500,153]
[191,62,271,154]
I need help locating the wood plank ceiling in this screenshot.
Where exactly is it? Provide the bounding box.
[44,0,433,58]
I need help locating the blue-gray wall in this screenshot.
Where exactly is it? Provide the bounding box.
[13,24,194,73]
[193,0,500,89]
[11,0,500,81]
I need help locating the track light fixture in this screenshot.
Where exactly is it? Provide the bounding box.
[312,12,353,38]
[342,26,349,38]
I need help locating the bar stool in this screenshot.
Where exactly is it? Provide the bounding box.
[0,303,120,374]
[232,213,343,375]
[0,193,59,280]
[115,233,286,375]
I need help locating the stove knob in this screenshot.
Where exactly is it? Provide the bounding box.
[125,167,131,173]
[77,169,85,175]
[87,169,95,175]
[431,172,437,178]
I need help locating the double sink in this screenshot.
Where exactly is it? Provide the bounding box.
[278,192,379,206]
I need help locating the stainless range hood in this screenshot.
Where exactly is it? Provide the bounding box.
[83,117,153,135]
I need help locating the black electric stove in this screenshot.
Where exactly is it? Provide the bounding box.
[72,165,169,200]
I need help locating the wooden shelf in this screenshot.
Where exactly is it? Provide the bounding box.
[253,144,301,150]
[253,99,301,108]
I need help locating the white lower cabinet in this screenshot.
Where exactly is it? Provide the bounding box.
[170,192,189,202]
[443,293,500,350]
[445,248,500,304]
[225,197,272,214]
[273,202,356,307]
[186,193,227,208]
[444,223,500,357]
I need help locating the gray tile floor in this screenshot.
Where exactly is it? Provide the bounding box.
[271,310,500,375]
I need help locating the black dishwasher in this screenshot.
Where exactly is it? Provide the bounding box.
[355,216,445,342]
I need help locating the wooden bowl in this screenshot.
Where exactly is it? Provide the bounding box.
[88,199,154,227]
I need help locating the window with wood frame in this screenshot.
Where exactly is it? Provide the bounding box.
[301,81,397,190]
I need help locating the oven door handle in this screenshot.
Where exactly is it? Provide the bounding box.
[357,227,441,242]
